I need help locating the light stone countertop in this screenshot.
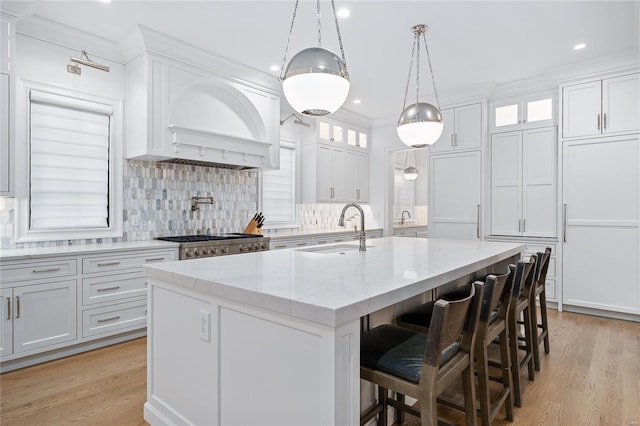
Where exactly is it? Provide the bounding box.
[0,240,180,262]
[145,237,525,327]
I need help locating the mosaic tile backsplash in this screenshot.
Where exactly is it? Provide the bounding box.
[0,160,259,249]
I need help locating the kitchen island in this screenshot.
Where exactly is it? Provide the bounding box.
[143,237,524,426]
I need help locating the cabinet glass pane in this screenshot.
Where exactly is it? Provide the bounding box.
[347,129,357,146]
[333,125,343,143]
[319,121,330,140]
[527,98,552,123]
[495,104,519,127]
[359,132,368,148]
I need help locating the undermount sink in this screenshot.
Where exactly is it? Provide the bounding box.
[297,244,372,254]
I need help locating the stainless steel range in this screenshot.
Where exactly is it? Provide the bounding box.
[157,234,270,260]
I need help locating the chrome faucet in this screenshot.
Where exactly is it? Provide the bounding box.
[401,210,411,225]
[338,202,366,251]
[191,196,215,212]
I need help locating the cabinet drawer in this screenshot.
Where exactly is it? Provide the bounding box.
[270,239,313,250]
[83,272,147,306]
[82,300,147,338]
[82,250,176,274]
[312,234,355,245]
[1,259,77,283]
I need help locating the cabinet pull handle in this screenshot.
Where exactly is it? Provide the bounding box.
[145,257,165,262]
[603,113,607,130]
[356,189,360,199]
[97,261,120,267]
[97,286,121,292]
[6,297,10,320]
[476,204,481,239]
[97,316,121,324]
[563,204,568,243]
[450,134,454,147]
[597,114,601,130]
[15,296,20,319]
[274,245,286,249]
[518,219,522,233]
[455,134,458,147]
[32,267,61,273]
[523,218,526,232]
[296,242,307,246]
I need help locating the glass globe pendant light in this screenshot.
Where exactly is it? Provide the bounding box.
[403,150,419,181]
[397,24,444,148]
[279,0,350,116]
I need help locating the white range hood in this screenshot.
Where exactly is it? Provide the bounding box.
[122,26,281,170]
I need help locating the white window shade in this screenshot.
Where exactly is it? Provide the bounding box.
[262,144,297,226]
[30,100,111,230]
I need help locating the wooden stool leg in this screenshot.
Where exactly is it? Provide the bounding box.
[530,297,541,371]
[523,306,535,381]
[378,386,388,426]
[395,393,405,425]
[419,371,439,426]
[540,289,550,354]
[499,327,515,421]
[508,312,523,407]
[461,363,477,426]
[476,344,491,426]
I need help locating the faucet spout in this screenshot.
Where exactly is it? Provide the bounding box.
[338,203,366,251]
[401,209,411,225]
[191,196,215,212]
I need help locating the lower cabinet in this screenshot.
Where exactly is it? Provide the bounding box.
[393,226,428,238]
[0,246,177,370]
[269,230,383,250]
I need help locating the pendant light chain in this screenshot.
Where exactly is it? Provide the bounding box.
[415,33,421,109]
[317,0,322,47]
[401,36,418,113]
[279,0,300,81]
[330,0,348,74]
[422,33,441,109]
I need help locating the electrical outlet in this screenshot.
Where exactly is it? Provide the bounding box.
[199,309,211,342]
[131,214,139,226]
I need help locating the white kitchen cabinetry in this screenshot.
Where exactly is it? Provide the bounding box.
[270,238,313,250]
[316,143,345,201]
[344,150,369,202]
[490,92,556,132]
[0,13,15,196]
[562,73,639,139]
[269,230,382,250]
[1,245,178,371]
[319,119,368,149]
[429,103,483,154]
[490,127,556,237]
[393,226,428,238]
[562,136,639,315]
[429,151,482,240]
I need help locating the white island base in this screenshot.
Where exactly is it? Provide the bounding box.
[144,237,524,425]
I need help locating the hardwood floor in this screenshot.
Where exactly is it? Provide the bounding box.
[0,309,638,425]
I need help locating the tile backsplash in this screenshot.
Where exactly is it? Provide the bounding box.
[1,160,259,249]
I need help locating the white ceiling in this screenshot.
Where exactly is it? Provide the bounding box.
[4,1,639,120]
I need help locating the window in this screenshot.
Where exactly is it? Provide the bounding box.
[261,140,298,228]
[16,86,122,242]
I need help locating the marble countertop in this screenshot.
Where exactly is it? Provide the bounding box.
[145,237,525,327]
[0,240,180,262]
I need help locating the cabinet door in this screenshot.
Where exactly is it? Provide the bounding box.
[563,137,639,314]
[0,288,12,357]
[343,150,357,201]
[490,131,522,236]
[429,151,482,240]
[331,146,344,201]
[429,108,455,153]
[602,74,640,135]
[13,280,77,354]
[1,72,9,194]
[316,144,333,201]
[562,81,601,138]
[355,152,369,202]
[454,103,483,150]
[522,127,556,237]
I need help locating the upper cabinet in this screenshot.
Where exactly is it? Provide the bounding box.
[302,118,370,203]
[490,92,556,132]
[429,103,483,154]
[0,13,15,196]
[562,73,639,139]
[125,52,281,169]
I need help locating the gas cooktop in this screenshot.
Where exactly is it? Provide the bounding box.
[157,234,263,243]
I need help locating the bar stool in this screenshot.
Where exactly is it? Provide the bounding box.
[360,282,484,426]
[507,255,537,407]
[530,247,552,371]
[396,271,516,426]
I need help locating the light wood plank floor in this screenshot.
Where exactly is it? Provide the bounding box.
[1,309,638,425]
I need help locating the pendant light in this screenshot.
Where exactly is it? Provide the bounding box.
[279,0,350,116]
[397,24,444,148]
[403,150,419,181]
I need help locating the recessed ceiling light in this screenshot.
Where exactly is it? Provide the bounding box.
[573,43,587,50]
[270,65,280,72]
[337,8,350,18]
[353,99,361,105]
